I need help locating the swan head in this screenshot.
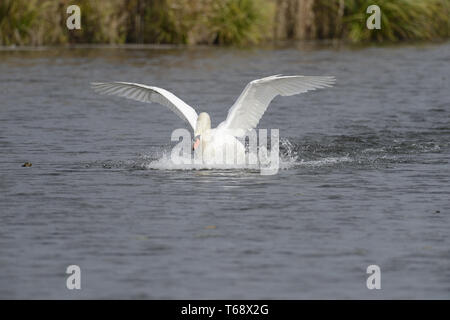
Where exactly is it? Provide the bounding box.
[193,112,211,151]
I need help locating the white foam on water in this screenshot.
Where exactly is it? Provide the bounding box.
[295,156,353,167]
[142,150,280,171]
[137,146,351,172]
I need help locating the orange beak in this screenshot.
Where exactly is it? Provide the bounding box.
[192,137,200,151]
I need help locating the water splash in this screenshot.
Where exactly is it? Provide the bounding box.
[96,135,445,172]
[130,138,351,171]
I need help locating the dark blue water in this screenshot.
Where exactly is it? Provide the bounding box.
[0,43,449,299]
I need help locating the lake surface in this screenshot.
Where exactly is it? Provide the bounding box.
[0,42,449,299]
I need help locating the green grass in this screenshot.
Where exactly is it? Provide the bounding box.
[0,0,448,46]
[0,0,129,45]
[209,0,272,45]
[0,0,40,45]
[343,0,449,42]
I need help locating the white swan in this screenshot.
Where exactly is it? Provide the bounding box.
[91,75,335,164]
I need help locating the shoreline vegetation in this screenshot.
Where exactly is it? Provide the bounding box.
[0,0,448,47]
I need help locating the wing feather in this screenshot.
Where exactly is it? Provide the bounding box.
[219,75,335,135]
[91,82,198,131]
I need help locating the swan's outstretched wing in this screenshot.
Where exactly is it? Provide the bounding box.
[218,75,335,135]
[91,82,198,130]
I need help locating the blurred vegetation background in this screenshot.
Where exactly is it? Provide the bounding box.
[0,0,448,46]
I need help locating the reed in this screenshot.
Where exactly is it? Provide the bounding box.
[125,0,272,45]
[209,0,274,45]
[343,0,449,42]
[0,0,129,45]
[0,0,448,46]
[0,0,39,45]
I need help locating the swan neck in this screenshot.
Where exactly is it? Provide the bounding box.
[195,112,211,136]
